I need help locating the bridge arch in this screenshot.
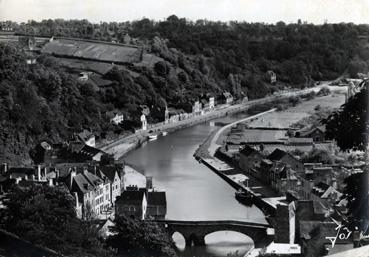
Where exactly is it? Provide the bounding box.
[204,230,254,246]
[171,232,186,249]
[159,220,272,248]
[169,230,205,247]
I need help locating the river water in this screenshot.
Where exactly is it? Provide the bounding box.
[124,114,266,257]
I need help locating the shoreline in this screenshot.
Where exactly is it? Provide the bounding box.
[100,84,336,160]
[193,88,348,218]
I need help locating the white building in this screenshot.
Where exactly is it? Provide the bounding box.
[106,111,124,125]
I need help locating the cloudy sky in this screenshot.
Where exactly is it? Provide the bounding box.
[0,0,368,24]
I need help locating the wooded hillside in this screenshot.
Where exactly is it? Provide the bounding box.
[1,17,368,164]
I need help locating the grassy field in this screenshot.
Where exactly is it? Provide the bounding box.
[247,93,345,129]
[41,38,141,63]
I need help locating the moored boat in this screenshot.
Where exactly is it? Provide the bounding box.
[148,134,158,140]
[235,189,254,206]
[162,131,168,136]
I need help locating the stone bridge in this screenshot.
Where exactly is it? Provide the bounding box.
[155,220,272,248]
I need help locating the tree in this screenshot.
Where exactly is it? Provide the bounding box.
[107,216,177,257]
[0,184,113,257]
[301,148,333,164]
[342,171,369,227]
[324,81,368,151]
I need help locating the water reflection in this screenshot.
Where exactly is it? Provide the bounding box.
[174,231,253,257]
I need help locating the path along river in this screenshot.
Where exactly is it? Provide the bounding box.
[122,113,267,257]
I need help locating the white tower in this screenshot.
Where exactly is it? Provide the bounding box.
[141,114,147,131]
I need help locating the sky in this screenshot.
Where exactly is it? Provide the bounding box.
[0,0,369,24]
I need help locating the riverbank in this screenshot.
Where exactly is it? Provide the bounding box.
[101,84,336,159]
[194,86,347,218]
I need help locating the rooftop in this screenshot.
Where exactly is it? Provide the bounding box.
[147,191,166,206]
[72,173,94,194]
[240,145,260,157]
[268,148,288,161]
[78,129,94,141]
[116,190,145,205]
[287,137,314,145]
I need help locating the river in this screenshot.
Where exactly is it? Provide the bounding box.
[123,113,266,257]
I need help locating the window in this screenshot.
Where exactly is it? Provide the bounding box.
[105,185,109,191]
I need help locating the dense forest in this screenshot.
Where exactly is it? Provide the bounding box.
[0,17,369,164]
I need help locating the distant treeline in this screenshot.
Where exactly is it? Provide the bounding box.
[4,17,369,81]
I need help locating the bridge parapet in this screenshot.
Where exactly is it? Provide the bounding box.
[155,220,272,248]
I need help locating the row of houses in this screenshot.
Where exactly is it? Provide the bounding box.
[238,145,352,211]
[1,138,167,221]
[0,159,167,221]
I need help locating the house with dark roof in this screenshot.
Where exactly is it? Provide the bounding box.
[66,168,111,219]
[146,191,167,220]
[311,182,342,208]
[297,163,336,200]
[218,91,234,105]
[77,129,96,147]
[268,148,304,173]
[67,142,104,162]
[115,190,147,220]
[295,125,326,142]
[239,145,263,177]
[8,167,36,182]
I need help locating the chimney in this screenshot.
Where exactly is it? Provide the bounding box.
[146,176,153,189]
[1,163,8,174]
[43,167,48,180]
[70,169,76,188]
[83,168,89,176]
[74,192,79,208]
[37,165,41,181]
[332,177,337,189]
[25,175,28,180]
[31,174,35,181]
[49,178,54,187]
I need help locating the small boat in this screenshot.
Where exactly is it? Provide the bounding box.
[148,134,158,140]
[235,189,254,206]
[162,131,168,136]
